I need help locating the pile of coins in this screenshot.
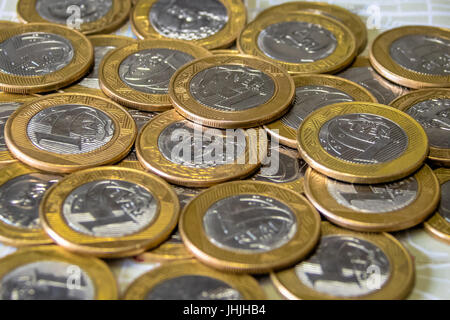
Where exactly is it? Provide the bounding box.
[0,0,448,300]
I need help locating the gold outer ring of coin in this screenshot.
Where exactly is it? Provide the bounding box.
[424,168,450,244]
[0,246,118,299]
[99,39,212,112]
[17,0,131,35]
[255,1,367,54]
[5,93,137,174]
[297,102,429,184]
[369,26,450,89]
[131,0,247,50]
[136,110,262,187]
[264,74,377,149]
[212,49,240,55]
[0,21,21,27]
[40,166,180,258]
[136,238,194,262]
[237,12,357,74]
[123,259,266,300]
[304,165,440,232]
[271,221,415,300]
[0,23,94,94]
[179,181,321,274]
[390,88,450,166]
[169,54,295,128]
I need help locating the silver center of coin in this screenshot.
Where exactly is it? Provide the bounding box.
[27,104,115,155]
[281,85,354,130]
[0,32,74,76]
[257,21,337,63]
[146,275,242,300]
[406,98,450,149]
[149,0,229,41]
[190,65,275,111]
[439,181,450,222]
[0,173,60,230]
[35,0,113,24]
[295,235,390,297]
[62,180,158,237]
[0,261,95,300]
[319,113,408,164]
[390,34,450,75]
[203,194,297,253]
[0,102,22,152]
[79,45,116,89]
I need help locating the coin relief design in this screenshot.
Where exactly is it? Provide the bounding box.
[78,46,116,89]
[0,103,22,152]
[62,180,158,237]
[439,181,450,222]
[295,235,390,297]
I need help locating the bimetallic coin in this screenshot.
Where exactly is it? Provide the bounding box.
[40,167,180,258]
[131,0,246,50]
[212,49,240,55]
[124,260,266,300]
[17,0,131,35]
[238,13,357,74]
[297,102,429,184]
[179,181,321,273]
[0,246,117,300]
[370,26,450,89]
[271,222,415,300]
[0,21,21,28]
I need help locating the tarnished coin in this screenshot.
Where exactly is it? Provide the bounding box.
[390,88,450,166]
[124,259,266,300]
[5,93,136,173]
[40,167,180,258]
[0,246,117,300]
[297,102,429,184]
[17,0,131,35]
[169,54,295,128]
[265,74,376,148]
[131,0,246,50]
[238,12,357,74]
[100,39,211,111]
[271,222,414,300]
[179,181,321,273]
[370,26,450,89]
[424,168,450,244]
[0,23,93,94]
[304,165,440,232]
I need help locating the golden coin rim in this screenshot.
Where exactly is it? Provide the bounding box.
[0,21,21,27]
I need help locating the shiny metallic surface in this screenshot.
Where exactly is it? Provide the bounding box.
[173,185,202,210]
[79,46,115,89]
[0,103,22,152]
[439,181,450,222]
[123,110,159,161]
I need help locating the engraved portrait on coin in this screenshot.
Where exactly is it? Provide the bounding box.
[190,65,275,111]
[62,180,158,237]
[149,0,229,41]
[203,194,297,253]
[0,103,22,152]
[79,46,115,89]
[295,235,390,297]
[439,181,450,222]
[27,105,115,155]
[146,275,241,300]
[319,113,408,164]
[0,173,60,230]
[257,21,337,63]
[0,32,74,76]
[0,261,95,300]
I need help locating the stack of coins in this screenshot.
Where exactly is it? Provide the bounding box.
[0,0,448,301]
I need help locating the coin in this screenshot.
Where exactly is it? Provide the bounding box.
[304,165,440,232]
[5,93,137,173]
[271,222,415,300]
[424,168,450,244]
[0,23,94,94]
[265,74,376,149]
[131,0,246,50]
[337,57,410,105]
[124,259,266,300]
[0,246,117,300]
[100,39,211,112]
[40,166,180,258]
[237,12,357,74]
[370,26,450,89]
[179,181,321,273]
[390,88,450,166]
[136,110,262,187]
[169,54,295,128]
[212,49,240,55]
[297,102,429,184]
[17,0,131,35]
[0,21,20,28]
